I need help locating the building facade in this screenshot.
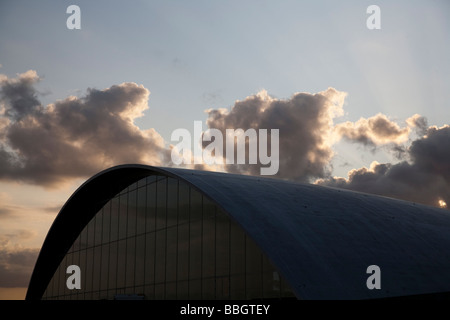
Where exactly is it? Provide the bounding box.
[27,165,450,300]
[41,174,294,300]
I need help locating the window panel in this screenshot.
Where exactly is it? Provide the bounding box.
[202,205,216,280]
[203,196,216,220]
[156,177,167,230]
[100,243,110,291]
[215,209,230,299]
[155,283,165,300]
[118,193,128,240]
[135,234,145,286]
[93,245,102,292]
[177,281,189,300]
[102,201,111,244]
[47,274,55,298]
[189,219,202,282]
[146,182,156,233]
[127,189,137,237]
[177,222,189,282]
[64,253,73,298]
[85,247,94,293]
[166,226,177,283]
[56,257,64,298]
[91,291,100,300]
[202,217,215,279]
[110,197,119,242]
[126,236,136,289]
[189,279,201,300]
[261,257,279,299]
[178,181,190,225]
[117,239,127,289]
[87,216,95,248]
[128,181,138,193]
[215,209,230,279]
[245,236,263,299]
[94,209,103,247]
[167,178,178,227]
[202,278,215,300]
[215,276,230,300]
[137,186,147,235]
[155,229,166,284]
[108,241,118,290]
[144,285,155,300]
[189,187,202,222]
[145,231,155,285]
[146,175,157,185]
[71,232,81,252]
[79,247,87,292]
[230,221,245,299]
[79,224,88,251]
[137,177,147,188]
[165,282,176,299]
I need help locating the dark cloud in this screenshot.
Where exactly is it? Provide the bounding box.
[0,70,171,187]
[0,208,13,217]
[0,70,42,121]
[204,88,347,181]
[409,125,450,181]
[318,125,450,209]
[0,230,39,287]
[0,247,39,287]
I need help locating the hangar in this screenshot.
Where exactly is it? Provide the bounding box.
[26,164,450,300]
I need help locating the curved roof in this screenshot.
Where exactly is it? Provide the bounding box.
[27,164,450,300]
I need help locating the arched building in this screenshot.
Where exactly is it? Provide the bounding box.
[26,165,450,300]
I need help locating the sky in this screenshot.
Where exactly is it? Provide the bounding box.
[0,0,449,299]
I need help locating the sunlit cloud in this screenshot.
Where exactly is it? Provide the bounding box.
[334,113,411,147]
[0,70,171,187]
[205,88,347,181]
[318,125,450,209]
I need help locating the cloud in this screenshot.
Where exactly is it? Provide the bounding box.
[334,113,411,147]
[204,88,347,181]
[0,70,171,187]
[0,192,21,217]
[318,125,450,208]
[406,114,428,136]
[41,204,63,214]
[0,230,39,288]
[0,70,42,121]
[0,246,39,287]
[2,69,448,210]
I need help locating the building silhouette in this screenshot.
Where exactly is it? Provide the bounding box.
[26,165,450,300]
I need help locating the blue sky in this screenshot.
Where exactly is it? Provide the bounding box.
[0,0,449,299]
[2,0,449,173]
[2,1,449,132]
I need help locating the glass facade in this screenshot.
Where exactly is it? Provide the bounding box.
[42,174,296,300]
